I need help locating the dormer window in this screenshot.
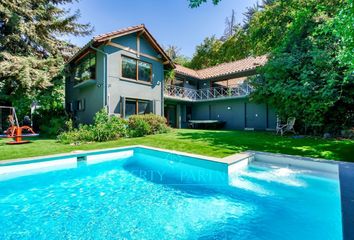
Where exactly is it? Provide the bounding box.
[122,56,152,82]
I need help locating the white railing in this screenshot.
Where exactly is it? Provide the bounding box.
[164,84,253,101]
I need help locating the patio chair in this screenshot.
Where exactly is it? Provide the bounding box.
[276,117,296,136]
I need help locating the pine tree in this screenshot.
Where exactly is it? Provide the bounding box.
[0,0,91,113]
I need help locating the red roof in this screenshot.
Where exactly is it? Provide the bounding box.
[175,55,268,80]
[68,24,173,67]
[93,25,145,42]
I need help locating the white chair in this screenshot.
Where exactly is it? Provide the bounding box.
[276,117,296,136]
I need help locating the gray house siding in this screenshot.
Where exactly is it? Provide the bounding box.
[66,31,165,124]
[106,34,164,117]
[65,50,105,124]
[189,98,276,130]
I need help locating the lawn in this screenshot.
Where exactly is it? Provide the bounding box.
[1,129,353,162]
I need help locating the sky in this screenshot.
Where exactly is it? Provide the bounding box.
[62,0,258,58]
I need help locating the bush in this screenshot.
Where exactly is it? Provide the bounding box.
[127,116,151,137]
[58,109,169,143]
[139,114,169,134]
[127,114,169,137]
[92,109,127,141]
[39,116,68,137]
[58,109,127,144]
[32,108,68,138]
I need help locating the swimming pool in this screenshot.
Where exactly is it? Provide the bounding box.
[0,147,343,239]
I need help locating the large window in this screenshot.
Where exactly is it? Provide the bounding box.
[122,56,137,80]
[74,52,96,82]
[125,99,153,118]
[122,56,152,82]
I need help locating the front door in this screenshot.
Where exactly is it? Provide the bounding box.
[164,105,177,128]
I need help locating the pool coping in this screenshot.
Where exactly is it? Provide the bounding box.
[0,145,353,239]
[0,145,253,166]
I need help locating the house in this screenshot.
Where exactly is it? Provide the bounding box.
[66,24,174,124]
[66,24,277,130]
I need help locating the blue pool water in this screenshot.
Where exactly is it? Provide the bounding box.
[0,148,342,239]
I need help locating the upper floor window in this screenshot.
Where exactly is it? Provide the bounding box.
[74,52,96,82]
[122,56,152,82]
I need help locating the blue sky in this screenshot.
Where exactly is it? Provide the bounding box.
[63,0,258,58]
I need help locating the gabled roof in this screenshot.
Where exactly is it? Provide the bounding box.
[93,25,145,42]
[67,24,174,67]
[175,55,268,80]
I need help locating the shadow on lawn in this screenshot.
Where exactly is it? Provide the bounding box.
[175,130,354,162]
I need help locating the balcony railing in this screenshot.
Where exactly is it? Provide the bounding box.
[164,84,253,101]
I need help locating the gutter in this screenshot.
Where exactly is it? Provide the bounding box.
[89,44,109,113]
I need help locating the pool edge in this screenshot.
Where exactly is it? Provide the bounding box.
[0,145,352,239]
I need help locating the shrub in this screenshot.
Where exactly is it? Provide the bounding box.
[127,115,151,137]
[39,116,68,137]
[127,114,169,137]
[91,109,127,141]
[58,109,169,143]
[139,114,169,134]
[58,109,127,143]
[32,108,68,138]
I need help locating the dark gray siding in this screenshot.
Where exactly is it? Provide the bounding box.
[106,35,164,116]
[65,51,105,124]
[190,98,276,130]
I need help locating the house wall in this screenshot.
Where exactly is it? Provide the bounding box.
[191,98,276,130]
[65,51,105,124]
[106,34,164,116]
[66,32,165,124]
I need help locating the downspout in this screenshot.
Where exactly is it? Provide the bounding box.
[90,44,109,113]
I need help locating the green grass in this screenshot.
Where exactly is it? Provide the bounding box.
[1,129,353,162]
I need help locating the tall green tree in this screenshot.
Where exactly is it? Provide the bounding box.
[189,0,353,132]
[0,0,91,116]
[250,0,353,132]
[334,0,354,70]
[217,25,250,63]
[188,36,223,69]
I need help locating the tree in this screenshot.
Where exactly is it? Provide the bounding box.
[222,9,236,40]
[250,0,353,132]
[217,25,250,62]
[188,36,223,69]
[242,2,261,29]
[0,0,91,116]
[188,0,222,8]
[163,45,190,66]
[164,45,181,61]
[333,0,354,70]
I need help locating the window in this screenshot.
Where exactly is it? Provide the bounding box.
[122,56,152,82]
[122,56,137,80]
[66,102,73,112]
[138,61,152,82]
[187,79,196,86]
[76,99,85,111]
[124,99,153,118]
[125,99,137,118]
[74,52,96,82]
[138,100,152,114]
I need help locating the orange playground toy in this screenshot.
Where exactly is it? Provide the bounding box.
[0,106,39,144]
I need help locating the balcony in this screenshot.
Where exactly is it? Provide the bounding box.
[164,84,253,102]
